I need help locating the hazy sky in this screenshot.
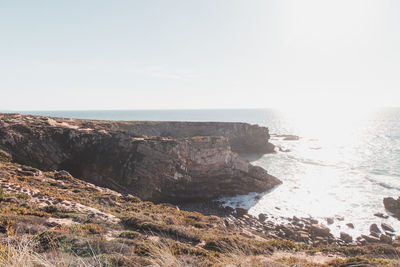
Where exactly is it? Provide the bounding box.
[1,0,400,110]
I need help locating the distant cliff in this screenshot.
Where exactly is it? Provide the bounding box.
[30,118,275,154]
[0,113,280,202]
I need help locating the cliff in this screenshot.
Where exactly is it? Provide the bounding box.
[77,120,276,154]
[0,113,280,202]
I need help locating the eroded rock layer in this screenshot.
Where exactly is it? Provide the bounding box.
[0,113,281,202]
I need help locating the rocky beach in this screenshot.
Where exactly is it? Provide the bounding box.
[1,112,400,266]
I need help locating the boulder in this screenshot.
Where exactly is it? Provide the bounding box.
[224,206,234,214]
[280,225,294,237]
[381,223,395,232]
[235,208,248,217]
[340,232,353,243]
[361,234,380,243]
[380,234,392,244]
[326,218,334,225]
[385,231,395,237]
[369,223,381,235]
[383,197,400,218]
[336,216,344,221]
[309,224,330,237]
[258,213,267,222]
[392,240,400,247]
[346,223,354,229]
[294,231,309,242]
[370,231,379,238]
[358,239,367,245]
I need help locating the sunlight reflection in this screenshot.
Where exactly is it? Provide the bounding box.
[221,107,400,238]
[278,106,374,166]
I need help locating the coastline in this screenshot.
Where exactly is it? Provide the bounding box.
[178,198,400,248]
[1,113,400,265]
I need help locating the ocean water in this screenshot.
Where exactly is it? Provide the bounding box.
[17,108,400,238]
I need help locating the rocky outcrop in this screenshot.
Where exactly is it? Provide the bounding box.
[383,197,400,219]
[80,120,275,154]
[5,114,275,154]
[0,113,281,202]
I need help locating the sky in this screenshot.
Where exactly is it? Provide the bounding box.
[1,0,400,110]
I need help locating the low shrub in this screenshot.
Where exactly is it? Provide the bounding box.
[0,220,15,236]
[122,216,200,243]
[327,256,391,266]
[35,230,63,251]
[0,188,4,201]
[119,231,141,239]
[204,236,272,255]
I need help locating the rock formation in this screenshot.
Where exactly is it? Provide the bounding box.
[0,113,281,202]
[383,197,400,219]
[75,120,276,154]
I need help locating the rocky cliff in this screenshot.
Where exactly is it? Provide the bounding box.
[0,113,280,202]
[90,120,276,154]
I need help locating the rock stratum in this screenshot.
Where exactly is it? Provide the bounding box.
[0,113,280,202]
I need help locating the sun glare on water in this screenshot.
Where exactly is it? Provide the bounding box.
[277,104,377,172]
[280,104,373,143]
[243,104,386,237]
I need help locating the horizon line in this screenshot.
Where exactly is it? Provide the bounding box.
[2,106,400,112]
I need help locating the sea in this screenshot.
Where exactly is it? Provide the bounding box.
[15,108,400,238]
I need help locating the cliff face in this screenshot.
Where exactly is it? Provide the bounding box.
[16,118,275,154]
[0,113,280,202]
[82,121,276,154]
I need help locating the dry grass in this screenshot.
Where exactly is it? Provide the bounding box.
[0,236,123,267]
[142,238,281,267]
[2,158,400,266]
[1,237,78,266]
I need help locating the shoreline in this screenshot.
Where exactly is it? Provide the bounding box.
[178,199,400,247]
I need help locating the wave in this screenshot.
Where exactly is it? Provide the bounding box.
[365,176,400,191]
[285,154,335,168]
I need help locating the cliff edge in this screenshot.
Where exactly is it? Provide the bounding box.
[0,113,280,202]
